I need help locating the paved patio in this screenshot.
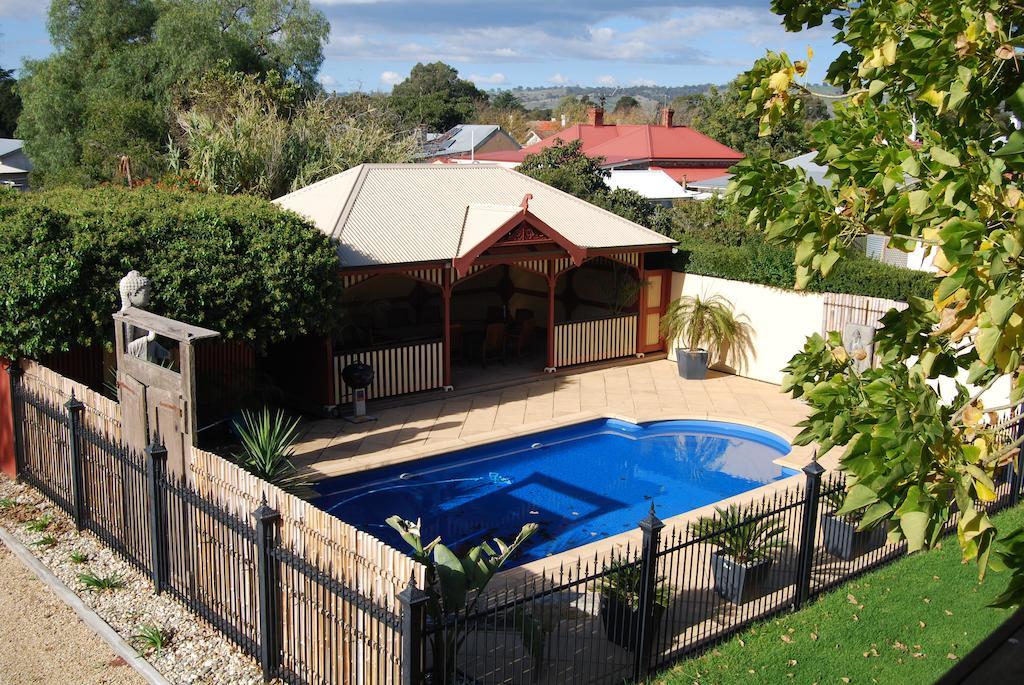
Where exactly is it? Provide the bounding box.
[293,360,816,480]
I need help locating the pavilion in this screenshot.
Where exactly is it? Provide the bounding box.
[274,163,677,408]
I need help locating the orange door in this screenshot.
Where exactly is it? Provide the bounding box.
[639,269,671,353]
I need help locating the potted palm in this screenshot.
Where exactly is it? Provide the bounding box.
[659,294,750,380]
[596,559,672,649]
[821,489,887,561]
[690,505,786,604]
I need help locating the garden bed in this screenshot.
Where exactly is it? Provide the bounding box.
[0,474,264,685]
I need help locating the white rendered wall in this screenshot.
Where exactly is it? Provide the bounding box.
[668,273,825,385]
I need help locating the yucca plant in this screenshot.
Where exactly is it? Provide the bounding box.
[133,623,172,656]
[0,497,14,509]
[78,572,126,591]
[233,408,306,492]
[69,550,90,564]
[690,505,787,564]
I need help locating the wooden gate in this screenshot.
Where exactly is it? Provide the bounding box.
[113,307,219,475]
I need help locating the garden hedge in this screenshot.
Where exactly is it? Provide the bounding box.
[0,186,343,359]
[673,237,935,302]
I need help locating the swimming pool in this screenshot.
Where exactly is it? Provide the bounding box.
[313,419,795,564]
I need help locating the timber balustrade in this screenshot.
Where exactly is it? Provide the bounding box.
[554,313,639,368]
[333,339,445,405]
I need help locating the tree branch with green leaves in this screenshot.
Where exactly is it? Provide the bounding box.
[729,0,1024,606]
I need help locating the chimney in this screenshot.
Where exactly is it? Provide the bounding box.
[660,108,675,127]
[588,106,605,127]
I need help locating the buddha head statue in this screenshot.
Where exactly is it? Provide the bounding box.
[118,270,152,312]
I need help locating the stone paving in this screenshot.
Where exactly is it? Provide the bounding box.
[293,360,815,480]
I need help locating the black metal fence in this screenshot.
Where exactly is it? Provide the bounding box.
[9,358,1024,685]
[410,437,1024,685]
[8,366,403,685]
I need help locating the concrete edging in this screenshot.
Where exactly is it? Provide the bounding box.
[0,524,173,685]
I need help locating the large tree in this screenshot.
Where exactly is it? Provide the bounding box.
[519,139,671,233]
[728,0,1024,604]
[16,0,329,186]
[0,69,20,138]
[170,71,417,198]
[389,62,488,132]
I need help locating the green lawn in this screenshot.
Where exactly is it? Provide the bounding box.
[656,505,1024,685]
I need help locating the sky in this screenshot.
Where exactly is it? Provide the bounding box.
[0,1,840,92]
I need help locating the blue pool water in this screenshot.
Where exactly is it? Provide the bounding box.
[313,419,795,564]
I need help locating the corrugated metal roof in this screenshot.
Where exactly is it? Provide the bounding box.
[417,125,514,159]
[273,164,676,268]
[457,204,522,257]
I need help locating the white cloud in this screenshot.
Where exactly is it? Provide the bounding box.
[468,72,507,85]
[629,78,657,87]
[548,73,571,85]
[379,70,404,85]
[0,0,45,19]
[318,74,338,87]
[597,75,617,86]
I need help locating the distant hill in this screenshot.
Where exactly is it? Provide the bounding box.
[499,85,718,112]
[495,83,842,115]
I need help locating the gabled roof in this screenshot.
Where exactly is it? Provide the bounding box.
[475,123,744,166]
[418,124,517,159]
[273,164,675,269]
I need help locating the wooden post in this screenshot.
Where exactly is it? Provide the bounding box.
[545,268,556,372]
[636,258,647,354]
[442,270,452,388]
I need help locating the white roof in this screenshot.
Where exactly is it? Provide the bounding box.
[0,162,27,174]
[274,164,676,268]
[606,169,690,200]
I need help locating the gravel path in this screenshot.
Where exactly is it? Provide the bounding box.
[0,543,145,685]
[0,475,265,685]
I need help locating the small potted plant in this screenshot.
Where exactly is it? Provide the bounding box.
[659,294,751,380]
[597,559,672,649]
[821,489,887,561]
[691,504,786,604]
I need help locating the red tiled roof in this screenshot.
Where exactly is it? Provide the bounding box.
[475,122,744,167]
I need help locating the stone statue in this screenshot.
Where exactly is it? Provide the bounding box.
[119,270,169,364]
[119,270,152,312]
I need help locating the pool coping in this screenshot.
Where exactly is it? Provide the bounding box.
[299,409,819,481]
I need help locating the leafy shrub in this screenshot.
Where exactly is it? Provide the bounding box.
[674,237,934,302]
[0,186,344,359]
[133,623,172,655]
[78,572,126,591]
